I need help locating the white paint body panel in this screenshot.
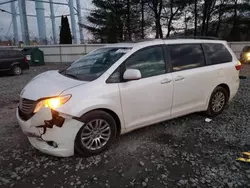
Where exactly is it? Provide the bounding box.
[118,74,174,130]
[16,107,83,157]
[16,39,240,157]
[20,70,87,100]
[171,66,217,117]
[58,75,125,131]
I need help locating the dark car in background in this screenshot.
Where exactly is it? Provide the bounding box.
[0,49,29,76]
[240,46,250,64]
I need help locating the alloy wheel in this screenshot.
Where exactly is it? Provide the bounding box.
[211,91,225,112]
[80,119,111,151]
[13,66,22,75]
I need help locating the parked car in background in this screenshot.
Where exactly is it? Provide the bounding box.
[0,49,29,75]
[240,46,250,64]
[17,38,240,157]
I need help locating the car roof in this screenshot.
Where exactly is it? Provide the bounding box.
[163,38,227,44]
[0,48,22,51]
[104,38,227,49]
[103,42,136,48]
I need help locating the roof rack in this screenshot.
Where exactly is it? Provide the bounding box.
[166,35,219,40]
[125,38,161,43]
[124,36,219,43]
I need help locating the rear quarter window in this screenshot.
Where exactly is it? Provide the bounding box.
[0,50,12,58]
[12,50,23,57]
[0,50,5,58]
[204,43,232,65]
[168,43,205,72]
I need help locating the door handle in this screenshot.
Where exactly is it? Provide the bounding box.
[175,76,184,81]
[161,79,172,84]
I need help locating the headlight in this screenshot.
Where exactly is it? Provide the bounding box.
[34,95,71,113]
[246,52,250,59]
[246,53,250,57]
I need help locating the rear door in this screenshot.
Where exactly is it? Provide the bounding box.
[1,50,24,70]
[0,50,5,70]
[0,50,13,70]
[167,43,216,117]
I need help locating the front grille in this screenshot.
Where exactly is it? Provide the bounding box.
[19,98,37,115]
[18,107,34,121]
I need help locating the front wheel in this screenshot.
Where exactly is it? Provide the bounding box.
[205,86,229,117]
[75,110,117,156]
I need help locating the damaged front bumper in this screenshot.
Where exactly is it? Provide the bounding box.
[16,107,83,157]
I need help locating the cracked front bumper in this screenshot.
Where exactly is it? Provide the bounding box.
[16,107,83,157]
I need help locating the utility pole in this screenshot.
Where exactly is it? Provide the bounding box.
[76,0,84,43]
[10,1,19,45]
[68,0,77,44]
[35,0,47,44]
[18,0,30,45]
[49,0,57,44]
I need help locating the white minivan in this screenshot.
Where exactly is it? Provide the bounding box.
[17,38,241,157]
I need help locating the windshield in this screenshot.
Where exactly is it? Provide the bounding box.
[61,47,131,81]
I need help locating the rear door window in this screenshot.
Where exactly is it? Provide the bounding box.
[203,43,232,64]
[168,44,205,72]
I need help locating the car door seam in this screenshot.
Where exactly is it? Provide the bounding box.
[170,73,175,117]
[118,83,127,130]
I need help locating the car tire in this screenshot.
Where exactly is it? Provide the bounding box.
[12,65,22,76]
[205,86,229,117]
[75,110,117,157]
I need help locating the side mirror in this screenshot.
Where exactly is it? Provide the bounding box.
[123,69,142,81]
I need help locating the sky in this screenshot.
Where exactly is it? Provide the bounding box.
[0,0,92,43]
[0,0,179,43]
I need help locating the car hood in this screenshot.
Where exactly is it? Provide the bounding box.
[20,70,88,100]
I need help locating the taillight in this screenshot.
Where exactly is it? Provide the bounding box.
[24,57,28,63]
[235,60,242,71]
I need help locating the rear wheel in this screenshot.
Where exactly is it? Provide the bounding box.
[12,65,22,76]
[75,110,117,156]
[205,86,229,117]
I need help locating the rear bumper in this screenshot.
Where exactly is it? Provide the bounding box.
[229,79,240,102]
[21,63,29,70]
[16,107,83,157]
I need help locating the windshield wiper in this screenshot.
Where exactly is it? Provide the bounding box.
[67,64,106,71]
[64,73,79,80]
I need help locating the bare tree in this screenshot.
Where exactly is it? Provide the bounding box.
[201,0,216,35]
[194,0,198,36]
[164,0,187,37]
[141,0,145,38]
[147,0,163,38]
[126,0,132,40]
[215,0,226,36]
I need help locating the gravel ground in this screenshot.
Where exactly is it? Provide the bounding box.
[0,64,250,188]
